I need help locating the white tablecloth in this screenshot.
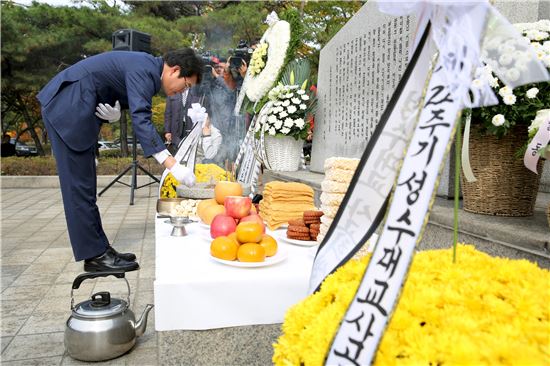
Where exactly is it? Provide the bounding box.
[154,217,317,330]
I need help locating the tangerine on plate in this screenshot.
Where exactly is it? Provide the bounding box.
[259,234,278,257]
[202,204,226,225]
[227,232,240,245]
[236,222,263,243]
[237,243,266,262]
[210,236,239,261]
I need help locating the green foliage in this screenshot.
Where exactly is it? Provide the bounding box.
[1,155,163,175]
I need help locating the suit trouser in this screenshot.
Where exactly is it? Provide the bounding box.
[43,116,109,261]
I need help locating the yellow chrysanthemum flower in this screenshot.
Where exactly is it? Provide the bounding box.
[273,245,550,365]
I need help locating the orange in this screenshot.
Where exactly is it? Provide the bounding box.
[259,234,278,257]
[210,236,239,261]
[214,181,243,204]
[237,243,266,262]
[227,232,240,245]
[236,222,263,244]
[197,198,218,219]
[202,204,225,225]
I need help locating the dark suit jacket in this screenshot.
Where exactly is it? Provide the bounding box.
[37,51,165,156]
[164,86,205,147]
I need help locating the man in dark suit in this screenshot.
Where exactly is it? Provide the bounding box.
[37,48,202,272]
[164,85,205,148]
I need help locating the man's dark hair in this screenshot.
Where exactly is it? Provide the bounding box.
[164,48,204,84]
[2,134,10,143]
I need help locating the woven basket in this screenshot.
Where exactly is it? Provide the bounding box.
[461,126,543,217]
[264,135,303,172]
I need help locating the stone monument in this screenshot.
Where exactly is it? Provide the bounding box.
[310,1,417,173]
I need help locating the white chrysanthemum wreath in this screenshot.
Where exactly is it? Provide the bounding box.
[244,14,290,102]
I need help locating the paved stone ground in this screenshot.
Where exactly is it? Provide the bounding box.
[2,184,549,365]
[1,186,280,365]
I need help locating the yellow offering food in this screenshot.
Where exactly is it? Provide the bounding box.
[195,163,230,183]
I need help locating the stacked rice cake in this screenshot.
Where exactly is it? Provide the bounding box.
[259,181,315,230]
[318,157,360,242]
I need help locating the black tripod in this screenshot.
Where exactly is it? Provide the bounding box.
[98,129,160,205]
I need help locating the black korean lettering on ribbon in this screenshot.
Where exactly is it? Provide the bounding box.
[424,85,453,107]
[412,135,439,165]
[333,312,376,366]
[387,225,415,243]
[397,170,427,205]
[420,122,451,137]
[377,246,403,278]
[357,279,389,316]
[396,208,412,225]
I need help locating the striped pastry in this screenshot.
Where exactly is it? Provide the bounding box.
[324,157,360,171]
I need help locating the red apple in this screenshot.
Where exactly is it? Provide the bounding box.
[239,214,266,234]
[224,196,252,219]
[210,214,237,238]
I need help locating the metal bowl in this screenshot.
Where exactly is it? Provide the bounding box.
[176,182,251,199]
[156,198,186,216]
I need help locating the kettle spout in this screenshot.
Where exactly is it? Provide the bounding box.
[135,304,154,337]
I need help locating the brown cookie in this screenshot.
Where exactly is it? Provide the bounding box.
[304,218,321,225]
[303,210,324,218]
[287,232,311,240]
[288,218,306,227]
[309,223,321,230]
[287,225,310,233]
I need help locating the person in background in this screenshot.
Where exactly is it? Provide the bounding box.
[164,85,205,150]
[1,134,16,157]
[37,48,202,272]
[198,116,223,163]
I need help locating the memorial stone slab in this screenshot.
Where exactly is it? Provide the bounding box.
[310,2,417,173]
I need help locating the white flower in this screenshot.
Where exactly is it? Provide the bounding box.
[297,89,305,95]
[279,111,288,118]
[492,114,505,127]
[281,127,290,135]
[268,127,276,136]
[243,20,291,102]
[542,41,550,52]
[285,93,293,99]
[276,106,284,113]
[268,114,277,124]
[300,104,307,110]
[505,68,520,82]
[274,101,282,107]
[526,88,539,99]
[254,121,262,132]
[489,77,499,88]
[287,105,297,114]
[471,79,484,89]
[274,119,283,129]
[499,86,513,97]
[503,93,517,105]
[499,53,513,66]
[301,94,310,101]
[294,118,305,129]
[284,118,294,128]
[528,109,550,133]
[292,97,301,104]
[282,100,290,107]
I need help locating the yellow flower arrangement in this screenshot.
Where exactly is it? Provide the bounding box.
[161,164,231,198]
[194,163,230,183]
[160,173,178,198]
[273,245,550,365]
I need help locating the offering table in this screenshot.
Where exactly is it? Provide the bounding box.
[154,217,317,330]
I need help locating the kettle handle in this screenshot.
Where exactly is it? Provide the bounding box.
[71,271,126,290]
[70,272,129,311]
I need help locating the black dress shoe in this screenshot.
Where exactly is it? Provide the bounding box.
[108,245,137,261]
[84,248,140,272]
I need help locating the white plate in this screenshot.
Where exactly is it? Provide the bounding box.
[210,248,288,268]
[278,235,319,247]
[198,222,210,229]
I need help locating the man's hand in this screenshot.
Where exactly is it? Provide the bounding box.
[95,101,121,122]
[169,163,196,187]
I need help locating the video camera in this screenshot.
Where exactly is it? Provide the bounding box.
[200,53,217,84]
[230,40,253,69]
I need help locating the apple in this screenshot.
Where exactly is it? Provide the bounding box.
[210,214,237,238]
[224,196,252,219]
[239,213,266,234]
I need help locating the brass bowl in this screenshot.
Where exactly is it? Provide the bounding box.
[156,198,186,216]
